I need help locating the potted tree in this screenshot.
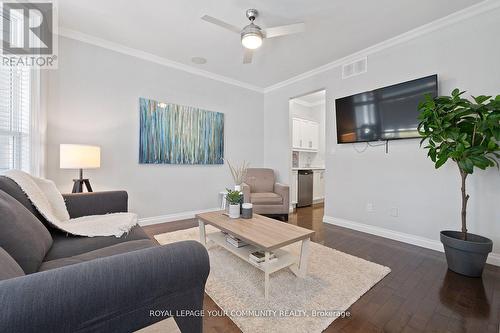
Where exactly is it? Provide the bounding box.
[418,89,499,277]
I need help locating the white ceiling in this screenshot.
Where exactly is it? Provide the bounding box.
[57,0,484,88]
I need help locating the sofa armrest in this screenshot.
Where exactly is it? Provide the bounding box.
[241,183,251,203]
[0,241,210,333]
[274,183,290,207]
[63,191,128,218]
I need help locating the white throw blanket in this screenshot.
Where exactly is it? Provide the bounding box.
[3,170,137,238]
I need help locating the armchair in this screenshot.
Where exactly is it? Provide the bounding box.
[242,168,289,221]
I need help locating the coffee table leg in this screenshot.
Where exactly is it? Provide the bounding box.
[198,220,206,246]
[264,251,270,299]
[298,238,311,277]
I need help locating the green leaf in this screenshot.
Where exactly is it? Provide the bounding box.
[470,156,490,169]
[488,139,497,151]
[464,158,474,173]
[435,157,448,169]
[428,148,437,162]
[473,95,491,104]
[458,160,473,174]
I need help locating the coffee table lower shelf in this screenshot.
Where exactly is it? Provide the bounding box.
[207,232,296,274]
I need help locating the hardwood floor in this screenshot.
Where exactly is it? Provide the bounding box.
[143,204,500,333]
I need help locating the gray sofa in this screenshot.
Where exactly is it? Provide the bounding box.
[0,176,209,333]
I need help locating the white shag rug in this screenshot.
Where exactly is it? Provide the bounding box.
[152,226,391,333]
[135,318,180,333]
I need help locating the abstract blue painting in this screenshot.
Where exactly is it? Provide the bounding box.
[139,97,224,164]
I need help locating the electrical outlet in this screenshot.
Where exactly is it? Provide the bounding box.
[390,207,399,217]
[366,203,374,212]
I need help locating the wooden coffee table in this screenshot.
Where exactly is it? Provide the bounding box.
[196,211,315,299]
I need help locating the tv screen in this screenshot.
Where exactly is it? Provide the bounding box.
[335,74,437,143]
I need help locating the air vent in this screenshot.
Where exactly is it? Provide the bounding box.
[342,57,367,79]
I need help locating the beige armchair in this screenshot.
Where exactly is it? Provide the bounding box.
[242,168,289,221]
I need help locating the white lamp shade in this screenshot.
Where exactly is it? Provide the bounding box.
[60,144,101,169]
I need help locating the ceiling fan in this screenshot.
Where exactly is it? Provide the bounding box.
[201,9,305,64]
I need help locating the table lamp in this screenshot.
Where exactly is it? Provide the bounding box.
[60,144,101,193]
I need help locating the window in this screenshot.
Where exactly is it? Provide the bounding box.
[0,8,43,175]
[0,66,31,172]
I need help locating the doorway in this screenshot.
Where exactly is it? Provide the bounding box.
[289,90,326,212]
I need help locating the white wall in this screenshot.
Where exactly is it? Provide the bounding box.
[290,101,322,123]
[264,8,500,258]
[46,37,264,218]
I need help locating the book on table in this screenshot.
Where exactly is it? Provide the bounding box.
[249,250,277,263]
[224,233,248,248]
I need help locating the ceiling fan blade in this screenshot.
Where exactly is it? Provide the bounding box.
[264,22,305,38]
[201,15,241,34]
[243,49,253,64]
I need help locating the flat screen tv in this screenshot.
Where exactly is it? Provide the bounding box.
[335,74,438,143]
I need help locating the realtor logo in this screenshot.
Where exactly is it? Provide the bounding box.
[1,1,57,68]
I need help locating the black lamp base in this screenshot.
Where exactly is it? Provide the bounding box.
[71,169,93,193]
[72,179,93,193]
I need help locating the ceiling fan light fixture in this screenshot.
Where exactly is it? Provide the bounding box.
[241,33,262,49]
[241,23,263,49]
[201,8,305,64]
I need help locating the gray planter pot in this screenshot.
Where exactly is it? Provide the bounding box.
[440,231,493,277]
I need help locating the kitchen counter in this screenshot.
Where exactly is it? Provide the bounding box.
[291,167,326,171]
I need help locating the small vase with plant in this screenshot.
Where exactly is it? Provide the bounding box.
[418,89,499,277]
[226,188,242,219]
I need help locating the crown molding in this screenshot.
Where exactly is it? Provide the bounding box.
[58,28,265,93]
[263,0,500,93]
[57,1,499,95]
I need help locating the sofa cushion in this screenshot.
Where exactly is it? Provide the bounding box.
[44,225,151,261]
[250,192,283,205]
[244,168,275,193]
[0,190,53,273]
[0,247,25,281]
[0,176,49,226]
[39,239,156,271]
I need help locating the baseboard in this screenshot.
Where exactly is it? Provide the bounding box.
[323,216,500,267]
[313,198,324,204]
[290,200,323,212]
[139,207,220,226]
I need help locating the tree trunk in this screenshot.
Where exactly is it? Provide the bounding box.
[459,168,470,240]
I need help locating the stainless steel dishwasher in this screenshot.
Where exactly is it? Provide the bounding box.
[297,170,313,207]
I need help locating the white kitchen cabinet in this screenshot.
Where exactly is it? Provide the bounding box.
[313,170,325,201]
[292,118,302,149]
[301,120,312,149]
[309,121,319,150]
[291,170,298,204]
[292,118,319,151]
